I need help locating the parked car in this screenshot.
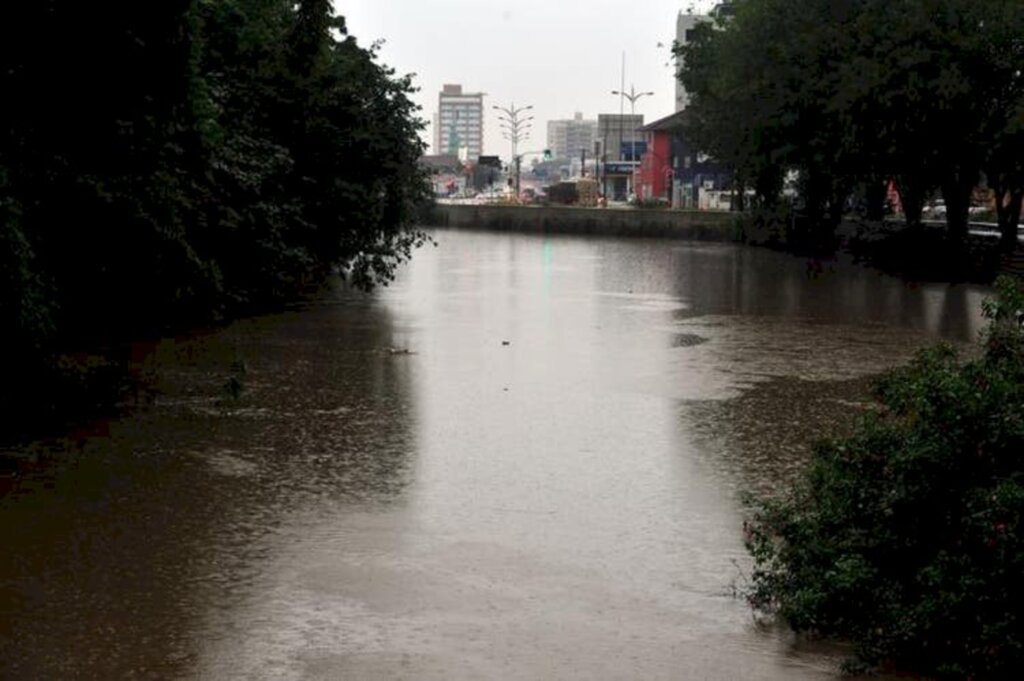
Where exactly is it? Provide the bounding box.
[925,200,946,219]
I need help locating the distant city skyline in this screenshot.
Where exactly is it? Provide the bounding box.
[337,0,720,160]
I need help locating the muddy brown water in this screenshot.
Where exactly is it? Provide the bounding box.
[0,230,987,680]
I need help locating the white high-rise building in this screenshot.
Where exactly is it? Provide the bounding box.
[674,13,705,112]
[675,3,734,111]
[546,112,598,162]
[434,84,484,160]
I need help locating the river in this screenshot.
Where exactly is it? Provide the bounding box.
[0,229,988,680]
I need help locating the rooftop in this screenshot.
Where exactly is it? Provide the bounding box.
[639,110,689,132]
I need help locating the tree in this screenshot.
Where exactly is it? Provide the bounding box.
[745,277,1024,677]
[679,1,866,246]
[677,0,1024,248]
[677,10,784,214]
[979,1,1024,251]
[0,0,432,437]
[199,0,431,292]
[988,125,1024,251]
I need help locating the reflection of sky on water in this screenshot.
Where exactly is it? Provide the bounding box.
[0,229,982,680]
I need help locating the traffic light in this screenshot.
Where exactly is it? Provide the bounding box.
[542,148,552,161]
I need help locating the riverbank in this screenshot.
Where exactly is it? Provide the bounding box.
[842,219,1019,284]
[424,205,1018,283]
[424,204,739,240]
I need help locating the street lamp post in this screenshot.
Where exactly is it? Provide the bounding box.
[601,133,609,198]
[493,102,533,201]
[610,85,654,200]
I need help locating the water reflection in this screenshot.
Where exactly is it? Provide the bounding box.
[593,240,985,341]
[0,230,987,680]
[0,295,416,680]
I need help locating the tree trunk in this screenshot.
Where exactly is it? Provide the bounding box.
[1000,189,1023,252]
[941,174,973,245]
[733,171,746,212]
[993,176,1009,232]
[895,174,926,230]
[992,169,1024,252]
[828,183,847,231]
[865,177,887,222]
[755,164,782,210]
[794,164,828,248]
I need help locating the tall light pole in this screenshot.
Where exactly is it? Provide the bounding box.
[610,85,654,199]
[493,103,533,201]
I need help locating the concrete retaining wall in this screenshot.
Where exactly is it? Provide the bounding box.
[424,204,739,240]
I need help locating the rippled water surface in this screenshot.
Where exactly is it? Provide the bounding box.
[0,230,988,679]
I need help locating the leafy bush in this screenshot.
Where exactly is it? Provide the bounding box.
[745,276,1024,678]
[0,2,432,441]
[630,197,670,210]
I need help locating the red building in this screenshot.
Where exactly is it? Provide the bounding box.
[636,111,685,202]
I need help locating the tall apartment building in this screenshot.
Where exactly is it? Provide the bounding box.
[675,2,734,111]
[674,13,704,112]
[433,84,485,160]
[546,112,598,161]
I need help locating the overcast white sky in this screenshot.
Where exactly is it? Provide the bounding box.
[335,0,718,159]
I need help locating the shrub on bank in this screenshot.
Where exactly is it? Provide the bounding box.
[629,197,671,210]
[745,276,1024,678]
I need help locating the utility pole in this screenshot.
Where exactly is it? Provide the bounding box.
[601,133,608,198]
[618,53,625,199]
[610,84,654,199]
[492,102,533,201]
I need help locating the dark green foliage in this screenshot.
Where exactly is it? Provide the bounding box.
[677,0,1024,249]
[0,1,431,438]
[746,276,1024,677]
